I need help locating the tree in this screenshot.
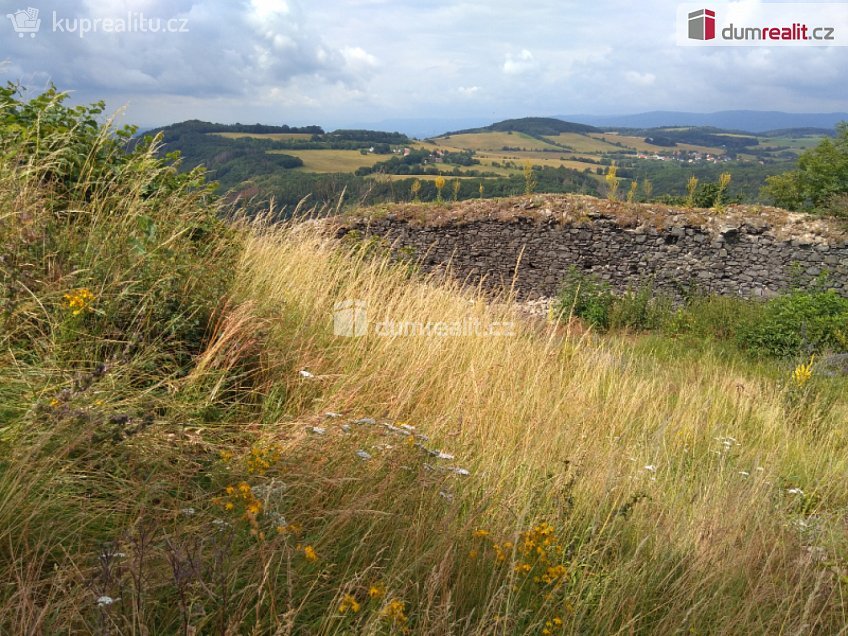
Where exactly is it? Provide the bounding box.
[762,122,848,213]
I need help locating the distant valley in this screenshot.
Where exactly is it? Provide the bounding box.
[142,114,840,213]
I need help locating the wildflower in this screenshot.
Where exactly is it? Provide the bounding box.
[63,288,95,316]
[435,451,455,460]
[787,487,805,496]
[473,529,490,539]
[299,370,315,378]
[438,490,454,501]
[381,598,409,627]
[368,583,386,599]
[793,355,815,387]
[356,449,372,461]
[219,450,234,462]
[49,398,60,408]
[303,545,318,561]
[450,467,470,476]
[643,464,657,472]
[338,594,361,614]
[277,522,302,536]
[96,595,116,607]
[180,507,196,517]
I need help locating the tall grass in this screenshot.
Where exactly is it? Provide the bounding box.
[2,87,848,634]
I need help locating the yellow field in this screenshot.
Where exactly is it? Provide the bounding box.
[543,132,622,153]
[432,131,560,152]
[211,132,314,141]
[277,149,387,173]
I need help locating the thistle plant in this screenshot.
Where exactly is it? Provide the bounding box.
[452,178,461,202]
[605,163,620,202]
[642,178,653,202]
[523,160,537,196]
[685,175,699,208]
[434,175,446,203]
[410,179,421,202]
[715,172,732,210]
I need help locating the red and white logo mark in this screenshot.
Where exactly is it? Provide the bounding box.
[688,9,716,40]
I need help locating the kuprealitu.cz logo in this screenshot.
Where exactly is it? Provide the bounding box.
[679,3,848,46]
[6,6,190,38]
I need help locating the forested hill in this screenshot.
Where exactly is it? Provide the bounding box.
[446,117,598,137]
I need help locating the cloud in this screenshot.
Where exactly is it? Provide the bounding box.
[2,0,845,126]
[625,71,656,87]
[502,50,536,76]
[1,0,365,99]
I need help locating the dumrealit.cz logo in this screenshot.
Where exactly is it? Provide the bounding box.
[679,3,848,46]
[6,6,189,39]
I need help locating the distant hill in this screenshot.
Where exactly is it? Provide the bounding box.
[445,117,598,137]
[560,111,848,133]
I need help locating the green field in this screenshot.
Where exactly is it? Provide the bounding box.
[277,149,388,172]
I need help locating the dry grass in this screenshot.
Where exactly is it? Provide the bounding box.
[2,89,847,632]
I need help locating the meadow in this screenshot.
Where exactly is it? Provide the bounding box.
[2,87,847,635]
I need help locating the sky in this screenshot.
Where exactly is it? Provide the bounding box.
[1,0,847,131]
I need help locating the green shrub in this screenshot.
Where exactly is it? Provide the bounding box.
[609,283,675,331]
[737,290,848,357]
[554,267,614,328]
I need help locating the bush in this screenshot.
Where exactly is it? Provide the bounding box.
[737,290,848,357]
[554,267,614,328]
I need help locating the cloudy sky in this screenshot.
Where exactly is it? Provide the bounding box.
[1,0,847,131]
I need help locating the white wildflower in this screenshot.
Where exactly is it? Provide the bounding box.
[400,423,416,432]
[739,471,750,477]
[644,464,657,472]
[439,490,454,501]
[435,451,455,460]
[96,596,117,607]
[356,449,372,461]
[180,507,196,517]
[451,467,471,476]
[787,487,805,496]
[299,370,314,378]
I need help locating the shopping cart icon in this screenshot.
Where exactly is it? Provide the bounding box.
[7,7,41,38]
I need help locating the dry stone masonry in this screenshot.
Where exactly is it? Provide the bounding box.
[337,197,848,300]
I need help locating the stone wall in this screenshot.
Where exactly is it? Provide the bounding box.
[337,211,848,300]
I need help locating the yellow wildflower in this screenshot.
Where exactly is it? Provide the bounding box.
[303,545,318,561]
[63,288,95,316]
[368,583,386,599]
[338,594,361,614]
[793,355,815,387]
[381,598,408,626]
